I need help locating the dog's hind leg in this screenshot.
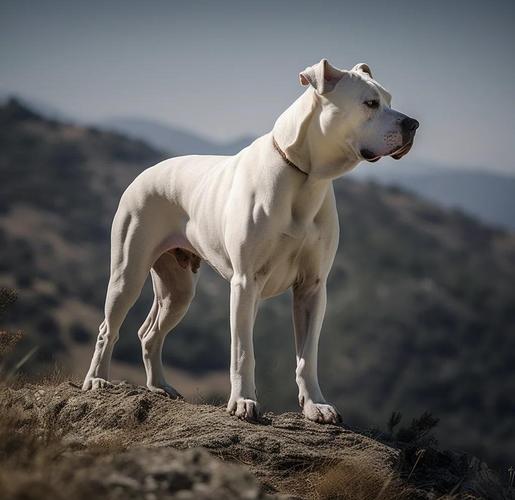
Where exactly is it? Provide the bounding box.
[83,208,160,391]
[138,250,199,397]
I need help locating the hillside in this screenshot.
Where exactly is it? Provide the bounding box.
[101,116,254,156]
[353,161,515,230]
[0,98,514,470]
[1,382,510,499]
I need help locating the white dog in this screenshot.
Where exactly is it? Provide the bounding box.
[83,59,418,423]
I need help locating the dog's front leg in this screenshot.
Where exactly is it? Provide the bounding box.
[293,280,341,424]
[226,274,260,421]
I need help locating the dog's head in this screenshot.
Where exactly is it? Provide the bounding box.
[299,59,419,165]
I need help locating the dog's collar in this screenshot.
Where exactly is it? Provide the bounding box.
[272,136,308,176]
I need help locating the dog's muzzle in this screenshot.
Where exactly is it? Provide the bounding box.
[391,117,419,160]
[361,116,419,163]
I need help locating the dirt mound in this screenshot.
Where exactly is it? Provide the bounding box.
[1,382,510,499]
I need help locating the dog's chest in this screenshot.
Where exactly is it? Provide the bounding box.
[257,222,323,299]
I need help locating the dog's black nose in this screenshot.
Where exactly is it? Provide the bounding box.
[402,117,419,132]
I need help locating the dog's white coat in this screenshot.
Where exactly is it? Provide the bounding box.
[83,60,418,423]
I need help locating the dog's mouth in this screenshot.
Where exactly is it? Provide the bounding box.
[360,140,414,163]
[360,149,381,163]
[390,140,413,160]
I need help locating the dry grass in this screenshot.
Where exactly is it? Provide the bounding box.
[0,390,120,499]
[310,456,415,500]
[0,398,73,499]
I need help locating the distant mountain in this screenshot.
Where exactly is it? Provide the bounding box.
[101,117,254,156]
[2,98,515,468]
[353,161,515,230]
[0,92,74,123]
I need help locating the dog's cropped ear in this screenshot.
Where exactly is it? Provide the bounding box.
[352,63,373,79]
[299,59,344,94]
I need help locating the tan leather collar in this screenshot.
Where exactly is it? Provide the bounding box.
[272,136,308,176]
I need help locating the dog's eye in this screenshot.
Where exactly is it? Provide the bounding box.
[364,99,379,109]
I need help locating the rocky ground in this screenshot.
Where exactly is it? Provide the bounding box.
[1,382,511,499]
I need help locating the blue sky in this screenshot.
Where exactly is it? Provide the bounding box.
[1,0,514,173]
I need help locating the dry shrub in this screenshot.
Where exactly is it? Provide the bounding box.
[0,392,112,499]
[313,455,415,500]
[0,398,60,466]
[0,288,21,361]
[0,288,17,316]
[0,399,68,499]
[0,330,23,358]
[0,288,28,382]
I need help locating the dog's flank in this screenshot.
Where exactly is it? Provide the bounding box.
[83,59,418,423]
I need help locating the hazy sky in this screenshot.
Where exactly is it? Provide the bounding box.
[1,0,514,173]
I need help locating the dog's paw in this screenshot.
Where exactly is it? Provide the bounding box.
[147,383,183,399]
[82,377,113,391]
[303,401,341,424]
[227,398,260,422]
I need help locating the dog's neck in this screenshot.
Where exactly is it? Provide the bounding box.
[272,88,360,179]
[271,136,308,176]
[269,135,334,230]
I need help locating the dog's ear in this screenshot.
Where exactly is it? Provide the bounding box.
[352,63,373,79]
[299,59,344,94]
